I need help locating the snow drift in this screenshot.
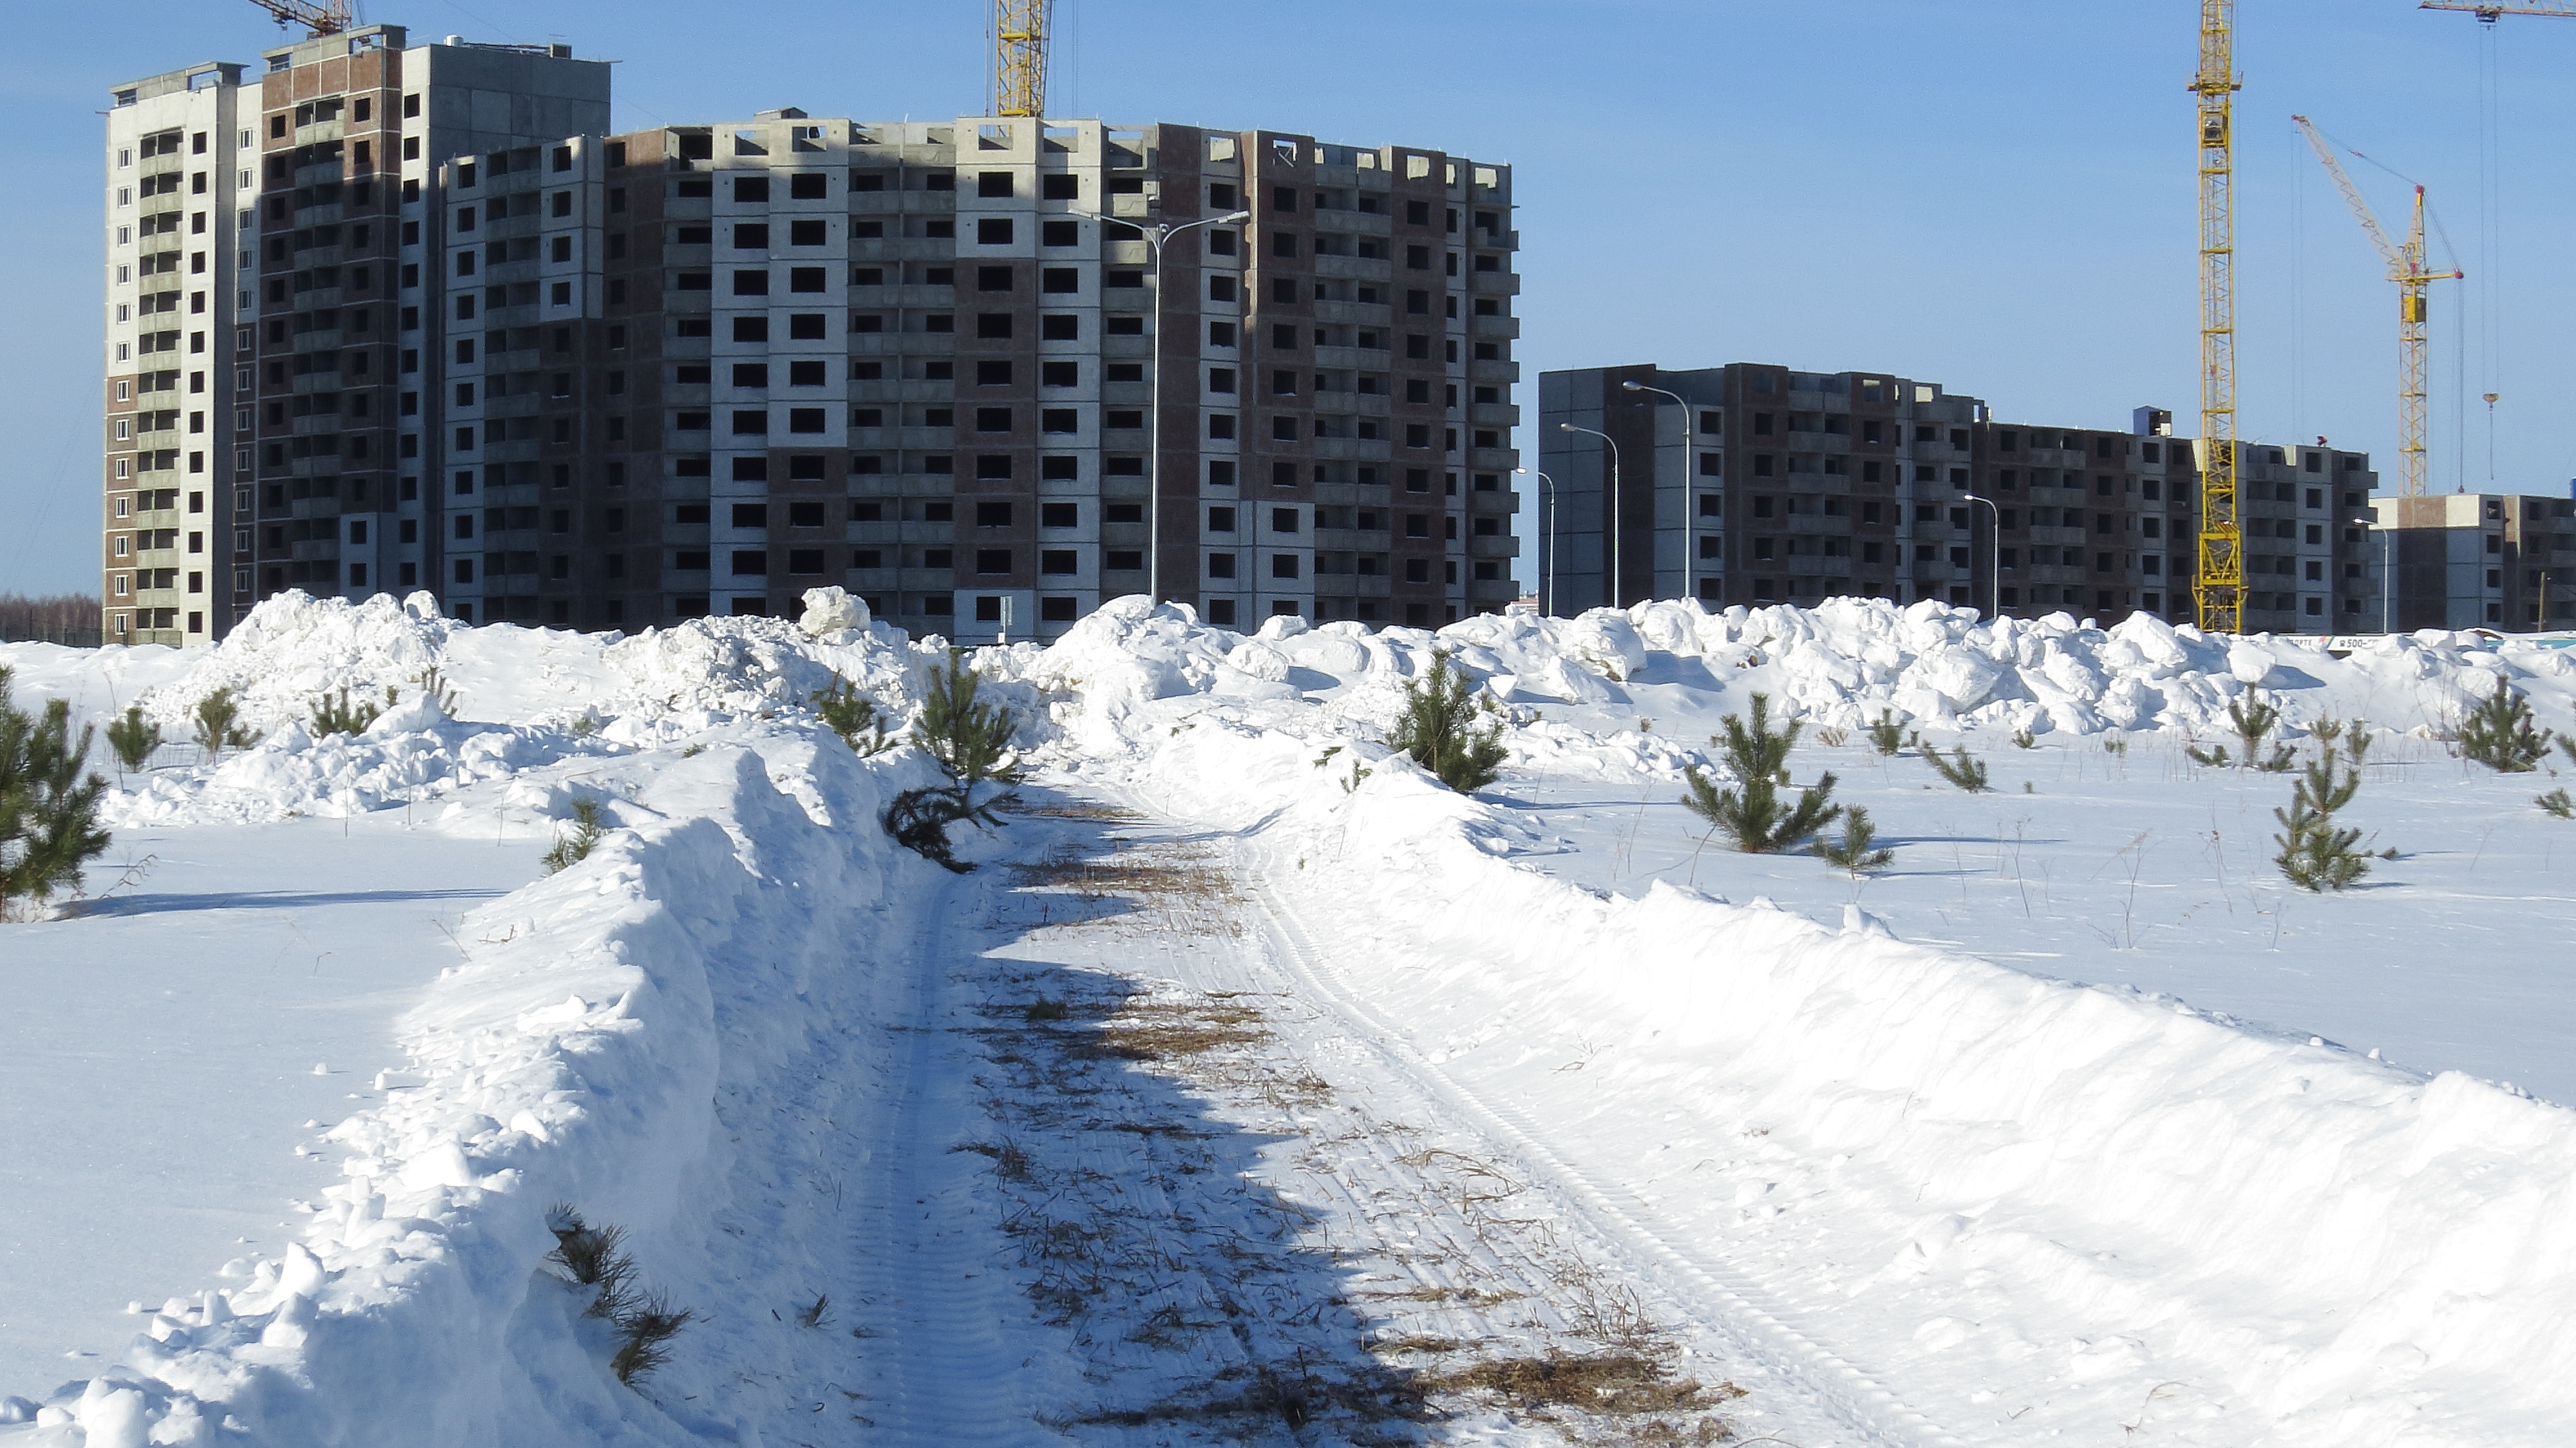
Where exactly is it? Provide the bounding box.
[1088,692,2576,1447]
[3,732,937,1445]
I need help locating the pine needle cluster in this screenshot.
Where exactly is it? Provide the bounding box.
[2273,745,2372,892]
[1683,694,1841,853]
[811,676,896,756]
[546,1207,693,1387]
[541,799,608,875]
[1927,746,1989,793]
[1,668,113,915]
[2458,676,2554,773]
[310,687,385,738]
[1387,651,1509,794]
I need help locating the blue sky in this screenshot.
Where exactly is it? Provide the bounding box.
[5,0,2571,597]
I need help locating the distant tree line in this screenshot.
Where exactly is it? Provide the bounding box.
[0,595,101,646]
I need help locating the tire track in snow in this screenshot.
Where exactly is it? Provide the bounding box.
[1238,861,1964,1448]
[843,865,1063,1446]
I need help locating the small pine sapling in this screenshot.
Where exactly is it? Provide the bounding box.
[191,687,254,757]
[0,667,113,915]
[541,799,607,874]
[1864,710,1908,756]
[2192,692,2294,770]
[1681,693,1842,853]
[610,1292,695,1386]
[881,788,980,873]
[2537,788,2575,820]
[2457,676,2554,773]
[2273,745,2371,892]
[545,1207,690,1387]
[811,676,895,756]
[912,649,1018,790]
[1810,805,1897,876]
[1928,746,1989,793]
[106,706,162,774]
[412,665,462,718]
[1386,650,1510,794]
[2010,728,2037,750]
[309,687,384,738]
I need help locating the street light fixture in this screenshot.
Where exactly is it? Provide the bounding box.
[1513,467,1555,616]
[1962,492,2001,621]
[1558,423,1621,608]
[1620,379,1696,604]
[1070,206,1254,607]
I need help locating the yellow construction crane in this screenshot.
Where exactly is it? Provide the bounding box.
[2190,0,2242,634]
[245,0,352,37]
[2420,1,2576,18]
[2292,117,2464,499]
[991,0,1052,117]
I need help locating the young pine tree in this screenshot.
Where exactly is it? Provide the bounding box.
[886,651,1018,870]
[912,649,1018,790]
[2458,676,2554,773]
[1864,709,1908,756]
[2273,745,2371,892]
[106,706,162,774]
[1386,651,1510,794]
[0,667,113,915]
[192,687,253,757]
[1810,805,1897,875]
[1683,693,1842,853]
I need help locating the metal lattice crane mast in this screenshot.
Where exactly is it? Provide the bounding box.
[992,0,1052,117]
[2293,117,2464,499]
[245,0,352,37]
[2420,1,2576,19]
[2190,0,2244,634]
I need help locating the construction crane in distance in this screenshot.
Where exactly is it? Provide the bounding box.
[992,0,1052,117]
[2189,0,2243,634]
[2420,1,2576,19]
[2292,117,2463,499]
[245,0,352,37]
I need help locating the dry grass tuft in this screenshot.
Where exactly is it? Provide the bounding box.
[1421,1351,1736,1417]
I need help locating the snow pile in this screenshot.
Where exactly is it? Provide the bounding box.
[1003,598,2576,784]
[76,591,944,826]
[1094,712,2576,1447]
[8,733,942,1445]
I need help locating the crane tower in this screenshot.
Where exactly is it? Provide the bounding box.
[2292,117,2463,499]
[2190,0,2243,634]
[992,0,1052,117]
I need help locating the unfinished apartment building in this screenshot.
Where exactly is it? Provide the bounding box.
[1540,364,2383,632]
[2378,492,2576,631]
[99,24,609,644]
[100,25,1520,641]
[565,114,1520,637]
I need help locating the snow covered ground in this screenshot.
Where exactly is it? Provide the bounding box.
[3,591,2573,1445]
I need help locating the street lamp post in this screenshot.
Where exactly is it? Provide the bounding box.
[1072,206,1253,607]
[1514,467,1555,616]
[1963,493,2000,620]
[1558,423,1620,608]
[1621,379,1695,604]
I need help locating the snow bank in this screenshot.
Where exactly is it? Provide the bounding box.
[1105,718,2576,1447]
[7,732,940,1445]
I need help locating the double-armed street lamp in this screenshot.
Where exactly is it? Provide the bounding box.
[1070,206,1253,604]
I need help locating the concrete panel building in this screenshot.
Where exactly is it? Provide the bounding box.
[100,24,609,645]
[1540,363,2383,633]
[99,26,1519,643]
[2378,492,2576,631]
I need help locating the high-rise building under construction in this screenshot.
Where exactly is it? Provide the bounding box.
[97,24,1521,644]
